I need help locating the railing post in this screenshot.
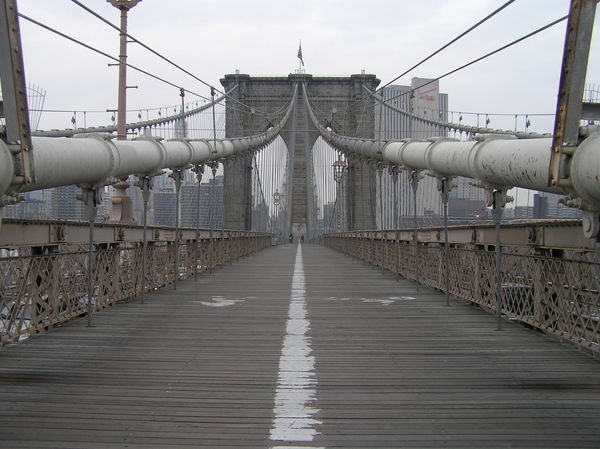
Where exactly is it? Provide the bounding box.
[438,177,452,306]
[219,229,224,266]
[192,163,204,281]
[170,168,184,290]
[208,161,218,273]
[491,188,511,330]
[377,162,385,272]
[390,166,400,280]
[77,186,100,327]
[410,169,421,291]
[134,175,152,302]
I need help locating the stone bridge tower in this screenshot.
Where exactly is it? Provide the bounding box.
[220,73,380,233]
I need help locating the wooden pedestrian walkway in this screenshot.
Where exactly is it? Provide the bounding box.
[0,243,599,448]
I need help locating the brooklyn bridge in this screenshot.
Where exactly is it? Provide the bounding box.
[0,0,599,447]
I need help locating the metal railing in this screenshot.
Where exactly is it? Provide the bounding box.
[325,226,600,355]
[0,226,271,344]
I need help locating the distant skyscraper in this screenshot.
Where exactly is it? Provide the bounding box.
[513,205,534,220]
[376,78,448,140]
[99,188,111,220]
[4,190,49,220]
[51,185,84,221]
[376,78,496,224]
[180,184,199,228]
[448,177,487,220]
[534,192,581,219]
[180,175,224,229]
[153,188,176,227]
[17,192,46,219]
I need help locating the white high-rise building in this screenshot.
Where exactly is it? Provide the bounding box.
[375,78,449,226]
[376,79,449,140]
[374,78,493,225]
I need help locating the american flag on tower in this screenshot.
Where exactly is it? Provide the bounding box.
[297,42,304,66]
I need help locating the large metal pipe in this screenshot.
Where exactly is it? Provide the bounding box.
[321,128,583,196]
[383,137,565,193]
[319,124,565,194]
[570,128,600,210]
[305,88,600,209]
[12,131,278,194]
[20,136,119,190]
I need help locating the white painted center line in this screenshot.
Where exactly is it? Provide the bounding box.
[269,244,324,448]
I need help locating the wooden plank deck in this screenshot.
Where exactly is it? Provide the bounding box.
[0,243,599,448]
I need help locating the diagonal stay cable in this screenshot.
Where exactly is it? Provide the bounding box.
[69,0,267,114]
[380,15,568,108]
[337,0,527,117]
[18,12,211,101]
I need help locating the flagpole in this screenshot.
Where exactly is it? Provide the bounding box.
[297,40,304,72]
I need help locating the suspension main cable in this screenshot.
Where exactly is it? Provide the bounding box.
[69,0,272,115]
[18,12,210,101]
[351,13,569,138]
[337,12,567,121]
[336,0,518,116]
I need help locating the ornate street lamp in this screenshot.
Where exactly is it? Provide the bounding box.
[332,155,347,232]
[333,155,346,183]
[273,189,281,242]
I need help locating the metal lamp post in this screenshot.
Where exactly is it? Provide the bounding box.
[333,155,347,233]
[108,0,141,139]
[273,189,281,243]
[107,0,141,223]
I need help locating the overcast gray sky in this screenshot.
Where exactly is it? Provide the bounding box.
[16,0,599,132]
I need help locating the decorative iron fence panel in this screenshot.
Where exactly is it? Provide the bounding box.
[325,234,600,354]
[1,232,270,344]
